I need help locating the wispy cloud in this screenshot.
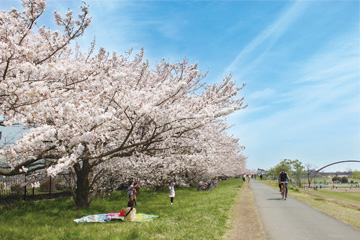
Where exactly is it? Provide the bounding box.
[229,27,360,169]
[225,0,309,79]
[283,32,359,110]
[249,88,276,100]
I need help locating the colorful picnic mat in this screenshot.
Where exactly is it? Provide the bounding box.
[74,212,158,223]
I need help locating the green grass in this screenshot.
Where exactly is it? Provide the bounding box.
[0,178,242,240]
[308,190,360,206]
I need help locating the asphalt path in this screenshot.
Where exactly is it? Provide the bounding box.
[250,179,360,240]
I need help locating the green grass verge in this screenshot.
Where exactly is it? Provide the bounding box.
[0,178,242,240]
[307,190,360,206]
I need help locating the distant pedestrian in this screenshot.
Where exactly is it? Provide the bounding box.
[169,182,175,205]
[260,174,263,181]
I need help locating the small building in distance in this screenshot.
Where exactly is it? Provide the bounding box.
[257,168,267,175]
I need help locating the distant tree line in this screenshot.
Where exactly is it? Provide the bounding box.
[331,176,348,183]
[267,160,360,187]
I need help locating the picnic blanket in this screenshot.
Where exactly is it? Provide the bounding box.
[74,213,158,223]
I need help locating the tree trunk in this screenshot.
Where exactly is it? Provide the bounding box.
[74,160,91,209]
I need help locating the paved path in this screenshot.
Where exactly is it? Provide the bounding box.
[250,179,360,240]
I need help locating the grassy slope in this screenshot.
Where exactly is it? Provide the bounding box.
[0,178,242,240]
[307,190,360,206]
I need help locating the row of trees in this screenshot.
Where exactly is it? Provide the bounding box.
[0,1,247,208]
[331,176,349,184]
[266,159,315,187]
[267,159,360,187]
[353,170,360,180]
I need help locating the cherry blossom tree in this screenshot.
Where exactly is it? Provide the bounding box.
[1,0,91,120]
[0,0,247,208]
[93,120,247,194]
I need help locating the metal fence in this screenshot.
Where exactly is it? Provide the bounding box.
[0,174,73,205]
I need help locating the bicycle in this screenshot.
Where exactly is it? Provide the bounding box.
[206,183,214,191]
[280,181,288,200]
[197,182,211,191]
[197,184,207,191]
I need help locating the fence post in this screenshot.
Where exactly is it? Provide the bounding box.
[23,186,27,200]
[0,177,2,202]
[49,177,52,199]
[23,174,26,200]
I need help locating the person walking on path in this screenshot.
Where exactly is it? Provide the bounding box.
[169,182,175,205]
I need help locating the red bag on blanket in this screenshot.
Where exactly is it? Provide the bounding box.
[119,210,125,216]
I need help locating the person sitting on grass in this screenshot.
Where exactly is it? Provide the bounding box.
[124,199,136,222]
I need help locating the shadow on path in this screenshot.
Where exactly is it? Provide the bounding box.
[267,198,284,201]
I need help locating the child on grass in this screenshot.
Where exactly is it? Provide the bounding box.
[169,182,175,205]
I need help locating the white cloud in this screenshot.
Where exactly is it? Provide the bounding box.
[249,88,276,100]
[227,7,360,171]
[224,0,309,76]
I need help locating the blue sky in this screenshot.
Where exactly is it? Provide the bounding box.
[1,0,359,172]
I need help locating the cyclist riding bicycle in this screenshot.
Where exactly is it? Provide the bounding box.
[278,169,290,193]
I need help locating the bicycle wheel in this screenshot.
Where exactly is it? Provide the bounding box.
[284,187,287,200]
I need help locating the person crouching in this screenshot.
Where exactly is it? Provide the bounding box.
[124,199,136,222]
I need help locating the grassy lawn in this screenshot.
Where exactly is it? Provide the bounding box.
[262,180,360,228]
[308,190,360,207]
[0,178,242,240]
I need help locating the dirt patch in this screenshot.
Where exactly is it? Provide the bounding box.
[223,182,266,240]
